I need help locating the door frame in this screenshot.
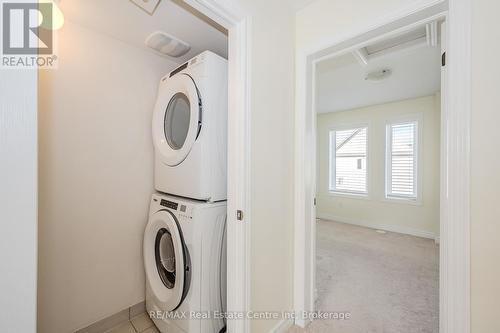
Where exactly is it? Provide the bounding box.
[294,1,471,332]
[182,1,252,332]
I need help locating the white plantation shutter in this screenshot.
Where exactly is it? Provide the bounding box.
[386,122,418,199]
[329,127,368,194]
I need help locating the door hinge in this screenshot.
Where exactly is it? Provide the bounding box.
[441,51,446,67]
[236,210,244,221]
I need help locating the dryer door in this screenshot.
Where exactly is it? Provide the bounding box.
[153,74,201,166]
[144,210,191,311]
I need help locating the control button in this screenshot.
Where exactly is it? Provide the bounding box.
[160,199,178,210]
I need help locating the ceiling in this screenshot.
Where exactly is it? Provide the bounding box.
[59,0,228,64]
[316,30,441,113]
[292,0,318,10]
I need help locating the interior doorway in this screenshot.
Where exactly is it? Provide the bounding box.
[294,1,472,332]
[308,23,443,330]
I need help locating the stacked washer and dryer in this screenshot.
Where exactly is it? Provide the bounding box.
[144,51,228,333]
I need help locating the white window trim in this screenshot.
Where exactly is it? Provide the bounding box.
[385,113,423,204]
[328,123,370,198]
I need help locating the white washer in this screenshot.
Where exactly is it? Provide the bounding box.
[144,193,227,333]
[152,51,228,202]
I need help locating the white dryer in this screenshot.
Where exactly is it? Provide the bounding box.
[144,193,227,333]
[152,51,228,202]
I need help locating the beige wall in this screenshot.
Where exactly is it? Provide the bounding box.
[38,22,177,333]
[470,0,500,331]
[316,95,441,238]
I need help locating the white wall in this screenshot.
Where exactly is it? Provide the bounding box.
[470,0,500,331]
[0,70,38,333]
[316,95,441,238]
[38,21,177,333]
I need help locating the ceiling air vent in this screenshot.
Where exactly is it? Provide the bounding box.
[145,31,191,58]
[365,26,427,56]
[351,21,440,66]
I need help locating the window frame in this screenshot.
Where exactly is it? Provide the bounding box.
[328,124,370,197]
[384,114,423,204]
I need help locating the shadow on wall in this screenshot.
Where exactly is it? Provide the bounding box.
[37,21,178,333]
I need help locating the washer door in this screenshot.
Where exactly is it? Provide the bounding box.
[152,74,201,166]
[144,210,191,311]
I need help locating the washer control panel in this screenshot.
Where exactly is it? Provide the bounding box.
[160,199,178,210]
[158,198,193,220]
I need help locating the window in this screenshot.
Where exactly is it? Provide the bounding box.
[329,127,368,195]
[386,121,418,200]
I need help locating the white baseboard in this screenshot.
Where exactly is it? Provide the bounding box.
[317,212,438,240]
[269,318,294,333]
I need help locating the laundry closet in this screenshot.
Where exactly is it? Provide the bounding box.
[37,1,228,333]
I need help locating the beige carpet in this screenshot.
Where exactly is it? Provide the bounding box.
[288,219,439,333]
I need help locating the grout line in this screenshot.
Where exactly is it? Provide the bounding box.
[74,301,146,333]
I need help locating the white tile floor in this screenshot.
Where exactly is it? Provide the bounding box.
[107,313,159,333]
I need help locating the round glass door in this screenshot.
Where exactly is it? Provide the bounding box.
[144,210,191,311]
[155,228,177,289]
[152,74,201,166]
[164,93,191,150]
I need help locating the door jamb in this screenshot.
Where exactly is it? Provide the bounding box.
[182,1,252,332]
[294,1,471,332]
